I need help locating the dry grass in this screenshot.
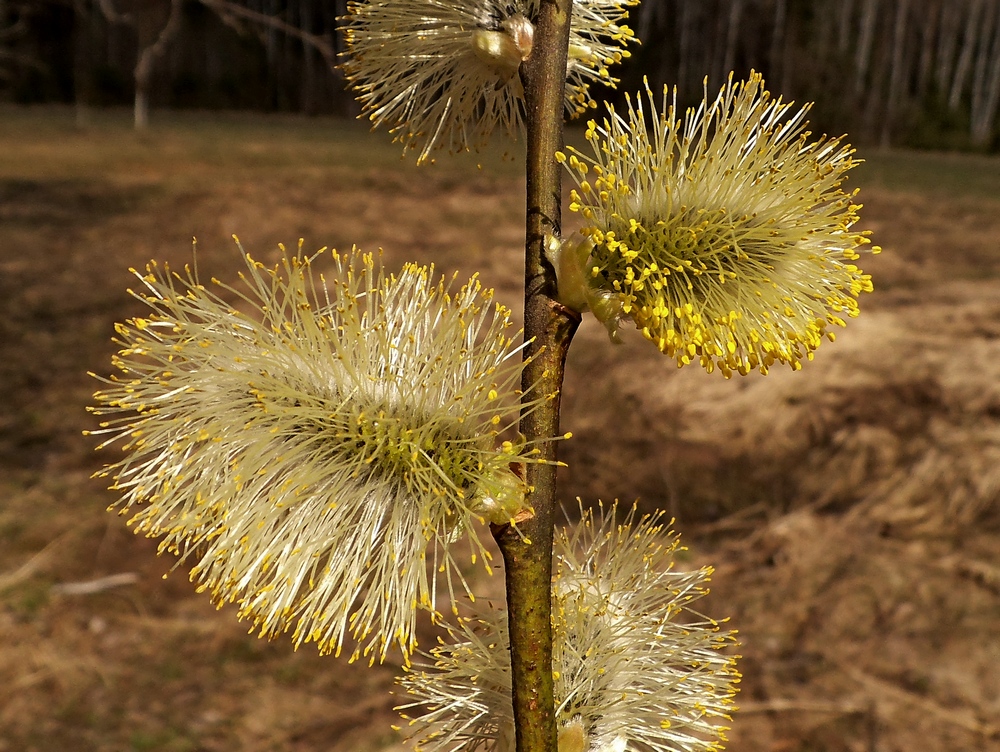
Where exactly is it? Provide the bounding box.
[1,105,999,752]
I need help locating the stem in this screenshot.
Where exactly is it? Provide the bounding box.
[493,3,578,752]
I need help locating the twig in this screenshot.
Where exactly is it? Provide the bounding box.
[738,698,868,715]
[95,0,131,25]
[0,531,75,593]
[839,662,999,738]
[686,501,771,535]
[134,0,184,79]
[51,572,139,596]
[939,555,1000,594]
[197,0,338,71]
[492,2,578,752]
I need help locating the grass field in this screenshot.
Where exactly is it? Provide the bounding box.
[2,105,1000,752]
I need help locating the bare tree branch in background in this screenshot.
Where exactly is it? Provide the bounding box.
[198,0,337,71]
[0,0,43,83]
[95,0,183,129]
[133,0,182,128]
[18,0,997,149]
[94,0,129,24]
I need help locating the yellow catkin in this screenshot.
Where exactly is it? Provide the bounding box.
[557,72,879,376]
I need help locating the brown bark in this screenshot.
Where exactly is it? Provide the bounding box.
[492,2,579,752]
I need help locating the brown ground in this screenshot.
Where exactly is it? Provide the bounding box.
[1,106,999,752]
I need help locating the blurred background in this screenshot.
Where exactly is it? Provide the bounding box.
[2,2,1000,752]
[3,0,1000,151]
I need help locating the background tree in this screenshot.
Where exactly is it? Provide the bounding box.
[3,0,999,150]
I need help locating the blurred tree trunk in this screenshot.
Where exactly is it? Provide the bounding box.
[935,1,963,96]
[722,0,743,78]
[25,0,1000,150]
[300,0,316,114]
[916,0,940,98]
[882,0,912,146]
[0,0,39,84]
[677,0,694,91]
[837,0,855,54]
[970,0,997,115]
[971,1,1000,144]
[635,0,665,44]
[282,0,296,110]
[330,0,352,114]
[949,0,984,110]
[132,0,182,129]
[73,0,96,126]
[264,0,278,108]
[854,0,880,96]
[96,0,182,129]
[770,0,787,91]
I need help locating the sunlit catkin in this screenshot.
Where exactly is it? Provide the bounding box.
[342,0,637,163]
[398,502,740,751]
[555,72,880,377]
[89,243,538,663]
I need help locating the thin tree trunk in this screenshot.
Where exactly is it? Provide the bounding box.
[132,0,183,130]
[723,0,744,78]
[949,0,985,110]
[882,0,911,146]
[917,0,940,98]
[838,0,856,54]
[771,0,788,90]
[970,0,998,126]
[935,0,962,95]
[301,0,315,114]
[636,0,664,43]
[73,0,94,127]
[979,21,1000,144]
[676,0,693,91]
[133,86,149,128]
[971,1,1000,144]
[330,0,353,114]
[282,0,296,110]
[854,0,880,96]
[265,0,278,108]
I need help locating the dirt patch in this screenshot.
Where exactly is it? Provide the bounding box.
[0,178,157,226]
